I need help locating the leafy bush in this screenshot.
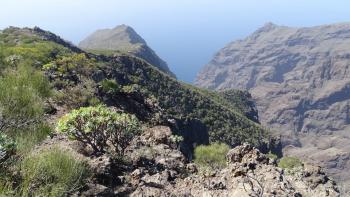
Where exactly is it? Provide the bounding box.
[20,147,90,196]
[0,133,16,163]
[194,143,230,170]
[57,105,141,155]
[278,156,303,169]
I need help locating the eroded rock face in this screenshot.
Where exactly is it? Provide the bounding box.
[194,22,350,190]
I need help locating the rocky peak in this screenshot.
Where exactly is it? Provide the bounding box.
[255,22,279,33]
[78,24,175,77]
[111,24,147,45]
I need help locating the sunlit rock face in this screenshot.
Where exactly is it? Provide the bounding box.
[195,22,350,191]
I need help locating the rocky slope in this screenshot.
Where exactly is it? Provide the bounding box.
[195,22,350,191]
[41,126,339,196]
[79,24,175,77]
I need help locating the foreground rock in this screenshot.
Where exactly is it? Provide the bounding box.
[195,22,350,191]
[42,126,338,196]
[38,126,339,196]
[129,143,339,197]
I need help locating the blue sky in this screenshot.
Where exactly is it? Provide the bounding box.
[1,0,350,82]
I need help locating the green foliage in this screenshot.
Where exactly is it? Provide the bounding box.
[169,134,184,144]
[121,84,142,94]
[43,53,95,75]
[44,54,98,109]
[266,151,278,160]
[0,133,16,163]
[103,57,270,148]
[0,182,15,196]
[57,105,141,155]
[0,28,71,69]
[194,143,230,170]
[20,147,90,197]
[54,79,97,109]
[218,89,259,122]
[100,79,120,94]
[15,124,52,155]
[278,156,303,169]
[0,65,51,131]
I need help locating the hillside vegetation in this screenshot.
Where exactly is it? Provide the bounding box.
[0,27,280,196]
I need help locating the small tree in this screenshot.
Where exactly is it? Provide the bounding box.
[194,143,230,170]
[57,105,140,155]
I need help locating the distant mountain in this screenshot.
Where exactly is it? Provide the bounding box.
[195,22,350,188]
[79,24,175,77]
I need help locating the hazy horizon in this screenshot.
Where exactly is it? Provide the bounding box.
[1,0,350,82]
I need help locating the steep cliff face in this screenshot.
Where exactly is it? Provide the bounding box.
[195,22,350,189]
[79,24,175,77]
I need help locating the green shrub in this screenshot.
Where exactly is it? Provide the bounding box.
[194,143,230,170]
[57,105,141,155]
[0,65,51,131]
[278,156,303,169]
[100,79,120,94]
[20,147,89,197]
[54,79,97,109]
[0,133,16,163]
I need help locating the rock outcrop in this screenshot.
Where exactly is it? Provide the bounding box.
[79,24,175,77]
[45,126,338,196]
[128,132,339,196]
[195,22,350,191]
